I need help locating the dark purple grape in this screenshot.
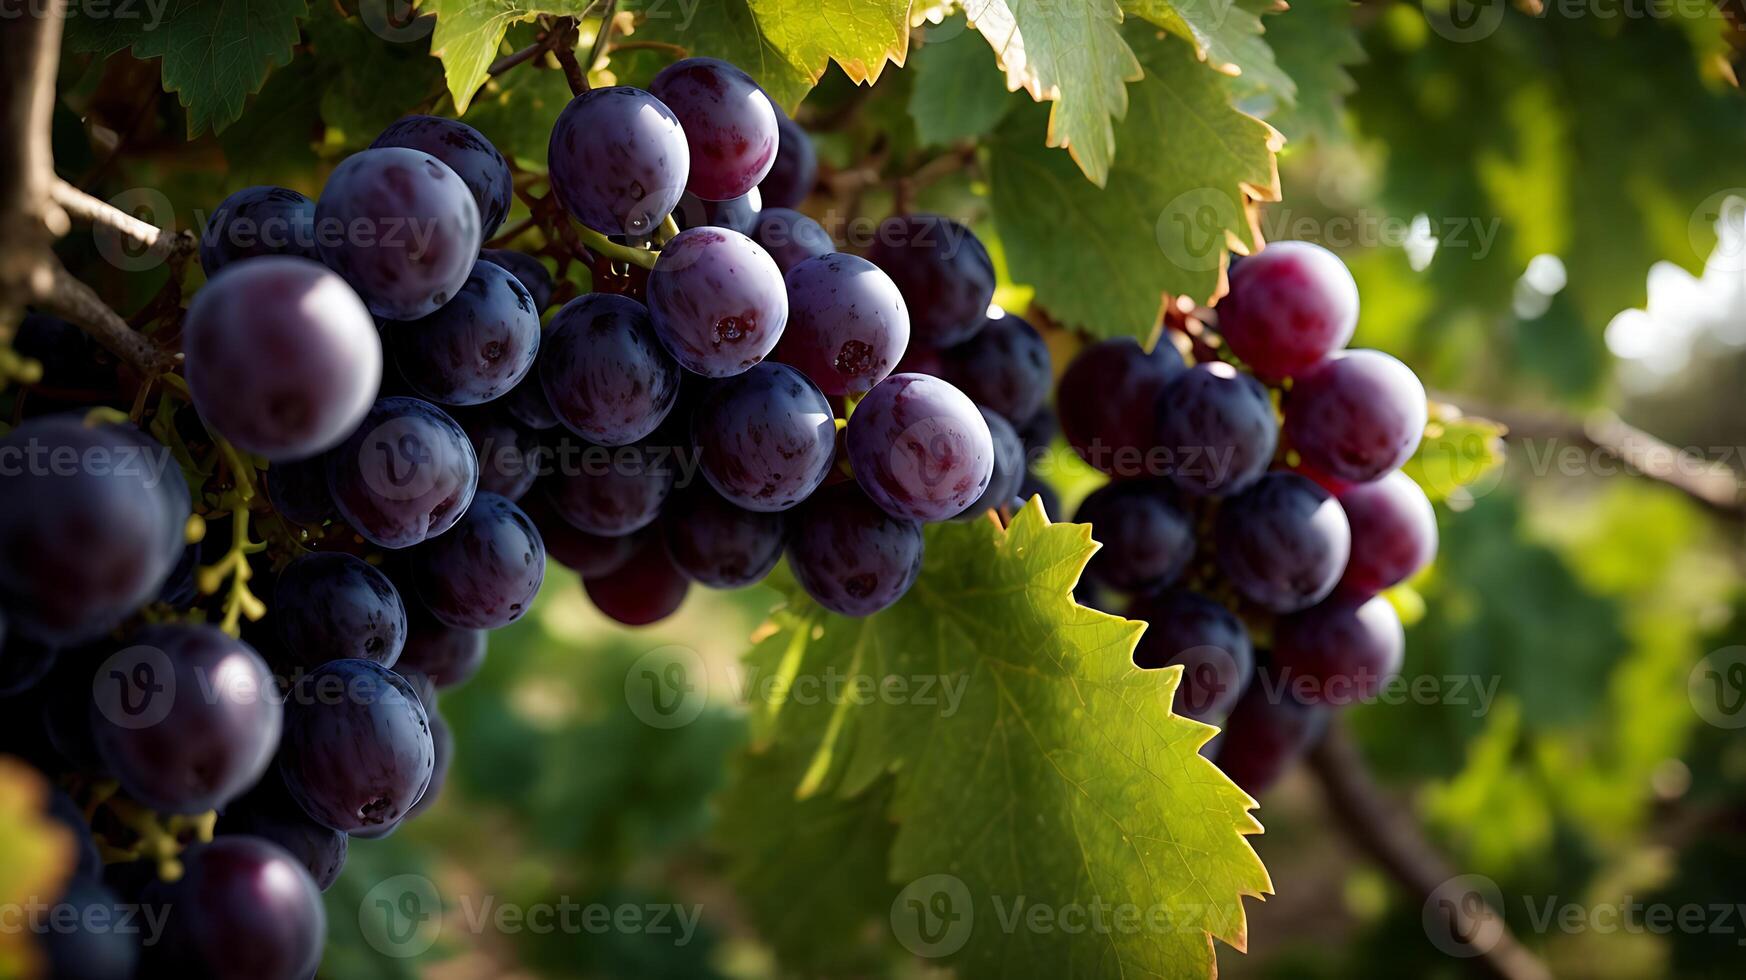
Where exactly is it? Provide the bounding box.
[1336,471,1437,595]
[865,214,994,347]
[14,312,114,393]
[503,369,562,430]
[270,552,407,671]
[1129,591,1254,721]
[413,492,544,629]
[372,114,513,239]
[265,455,337,526]
[957,407,1024,519]
[1284,350,1427,483]
[315,147,482,319]
[0,417,187,643]
[140,836,324,979]
[759,110,817,208]
[395,605,486,688]
[1154,361,1278,497]
[215,773,348,890]
[1072,480,1194,593]
[548,86,689,236]
[693,362,836,512]
[1017,473,1060,519]
[89,624,281,813]
[788,483,924,617]
[480,248,556,311]
[941,312,1051,423]
[751,206,835,274]
[584,534,690,625]
[1273,594,1404,705]
[847,373,993,522]
[1215,473,1351,613]
[1218,241,1358,381]
[199,186,319,274]
[387,260,540,405]
[1016,405,1057,457]
[662,485,786,588]
[280,658,434,833]
[1212,666,1327,796]
[647,227,789,377]
[1058,338,1185,479]
[33,876,140,980]
[459,410,539,501]
[521,490,635,575]
[185,256,381,461]
[893,341,944,378]
[674,188,762,234]
[408,704,451,820]
[775,253,907,396]
[544,437,675,535]
[650,57,779,200]
[539,292,680,445]
[0,633,57,697]
[326,397,479,549]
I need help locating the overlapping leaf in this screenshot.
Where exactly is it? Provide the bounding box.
[425,1,592,114]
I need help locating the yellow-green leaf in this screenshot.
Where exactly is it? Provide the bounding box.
[425,1,593,114]
[746,0,912,87]
[1401,404,1508,503]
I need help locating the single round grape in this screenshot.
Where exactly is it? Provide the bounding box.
[663,486,787,588]
[1058,338,1186,478]
[457,409,539,501]
[1218,241,1358,380]
[480,248,556,311]
[413,492,545,629]
[1215,473,1351,613]
[371,114,513,239]
[215,773,349,890]
[788,483,925,617]
[847,373,994,522]
[1211,666,1327,796]
[265,455,337,526]
[693,362,836,511]
[1072,480,1195,593]
[270,552,407,672]
[775,253,908,396]
[1273,594,1405,705]
[388,260,540,405]
[407,703,451,820]
[1285,350,1428,483]
[941,312,1051,423]
[0,417,188,643]
[1154,361,1278,497]
[1128,591,1254,722]
[280,659,434,833]
[647,227,789,377]
[315,147,482,320]
[502,369,562,430]
[650,57,779,200]
[674,188,762,235]
[520,490,637,576]
[185,256,381,461]
[395,605,487,688]
[326,397,479,549]
[1337,471,1438,595]
[759,111,817,208]
[751,206,835,274]
[34,876,140,980]
[539,292,681,445]
[140,836,325,980]
[584,534,690,625]
[544,437,675,535]
[199,185,319,273]
[548,86,689,236]
[957,407,1025,520]
[865,214,994,347]
[89,624,281,814]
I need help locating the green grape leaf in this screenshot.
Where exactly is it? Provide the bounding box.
[1253,0,1362,141]
[989,30,1279,340]
[1128,0,1294,113]
[1400,403,1507,504]
[306,11,445,146]
[721,501,1270,978]
[622,0,814,111]
[908,18,1020,146]
[214,59,324,187]
[961,0,1142,186]
[459,24,576,165]
[64,0,309,135]
[425,1,593,115]
[746,0,912,87]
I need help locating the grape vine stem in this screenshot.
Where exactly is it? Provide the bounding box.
[1307,722,1553,980]
[572,220,660,270]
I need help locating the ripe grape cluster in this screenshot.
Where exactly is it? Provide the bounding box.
[0,55,1024,978]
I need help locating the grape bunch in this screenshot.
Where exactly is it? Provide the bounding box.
[0,53,1026,978]
[1038,242,1435,796]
